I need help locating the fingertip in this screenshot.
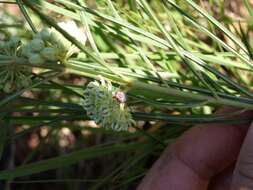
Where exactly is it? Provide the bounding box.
[232,122,253,190]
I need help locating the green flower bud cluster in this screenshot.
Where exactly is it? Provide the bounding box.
[0,37,32,93]
[22,28,71,64]
[0,36,22,56]
[0,28,72,93]
[82,79,134,131]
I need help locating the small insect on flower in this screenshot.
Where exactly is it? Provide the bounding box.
[113,91,127,103]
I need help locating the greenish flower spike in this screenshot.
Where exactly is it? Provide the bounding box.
[82,78,134,131]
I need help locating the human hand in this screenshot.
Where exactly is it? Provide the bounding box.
[137,108,253,190]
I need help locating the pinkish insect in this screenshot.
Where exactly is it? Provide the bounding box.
[113,91,126,103]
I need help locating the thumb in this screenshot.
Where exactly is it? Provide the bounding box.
[232,122,253,190]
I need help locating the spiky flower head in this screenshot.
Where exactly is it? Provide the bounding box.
[0,37,32,93]
[82,78,134,131]
[0,36,22,56]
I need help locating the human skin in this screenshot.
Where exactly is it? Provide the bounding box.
[137,108,253,190]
